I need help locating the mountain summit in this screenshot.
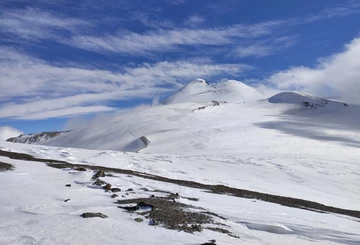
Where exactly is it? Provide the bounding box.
[163,79,264,104]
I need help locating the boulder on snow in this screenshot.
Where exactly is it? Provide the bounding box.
[92,169,105,180]
[103,183,112,191]
[93,179,107,186]
[81,212,108,219]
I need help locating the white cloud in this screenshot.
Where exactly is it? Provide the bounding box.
[304,1,360,23]
[233,36,296,58]
[0,48,249,120]
[0,126,23,141]
[0,8,89,40]
[265,37,360,102]
[184,15,206,26]
[68,21,285,55]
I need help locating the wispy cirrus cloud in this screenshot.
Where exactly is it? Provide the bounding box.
[184,15,206,26]
[0,8,89,40]
[304,1,360,23]
[67,20,285,55]
[0,47,249,120]
[233,36,296,58]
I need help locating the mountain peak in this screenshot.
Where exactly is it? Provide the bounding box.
[163,79,263,104]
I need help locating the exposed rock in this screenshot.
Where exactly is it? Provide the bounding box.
[149,219,157,226]
[103,183,112,191]
[201,239,216,245]
[92,169,105,180]
[119,202,154,212]
[191,224,203,232]
[117,197,211,233]
[64,199,70,202]
[74,167,87,171]
[6,130,70,144]
[65,184,71,187]
[127,188,134,192]
[81,212,108,219]
[111,194,119,198]
[111,188,121,193]
[134,218,144,223]
[93,179,107,186]
[0,161,13,172]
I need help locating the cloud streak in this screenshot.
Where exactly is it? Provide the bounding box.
[0,48,249,120]
[0,8,89,40]
[67,21,284,55]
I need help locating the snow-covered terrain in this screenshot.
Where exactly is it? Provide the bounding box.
[0,126,23,141]
[1,79,359,244]
[0,143,359,245]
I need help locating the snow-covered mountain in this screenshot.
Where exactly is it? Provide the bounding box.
[268,91,349,108]
[163,79,264,104]
[7,131,70,144]
[0,126,23,141]
[33,81,355,155]
[6,80,355,154]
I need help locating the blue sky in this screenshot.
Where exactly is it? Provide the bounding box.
[1,0,360,133]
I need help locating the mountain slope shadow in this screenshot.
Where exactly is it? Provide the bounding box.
[255,120,360,148]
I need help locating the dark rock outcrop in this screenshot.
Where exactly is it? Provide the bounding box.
[81,212,108,219]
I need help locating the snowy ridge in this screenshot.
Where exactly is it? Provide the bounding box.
[7,131,70,144]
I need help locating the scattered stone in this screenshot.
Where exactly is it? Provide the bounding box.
[93,179,107,186]
[65,184,71,187]
[111,188,121,193]
[81,212,108,219]
[74,167,86,171]
[92,169,105,180]
[122,195,126,198]
[127,188,134,192]
[0,162,14,172]
[117,197,211,233]
[140,188,150,191]
[64,199,70,202]
[119,202,154,212]
[134,218,144,223]
[201,239,216,245]
[111,194,119,198]
[150,195,155,198]
[126,193,129,195]
[103,183,112,191]
[191,224,203,232]
[168,193,180,199]
[149,219,157,226]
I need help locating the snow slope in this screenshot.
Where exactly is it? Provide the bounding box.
[0,143,359,245]
[163,79,264,104]
[0,126,23,141]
